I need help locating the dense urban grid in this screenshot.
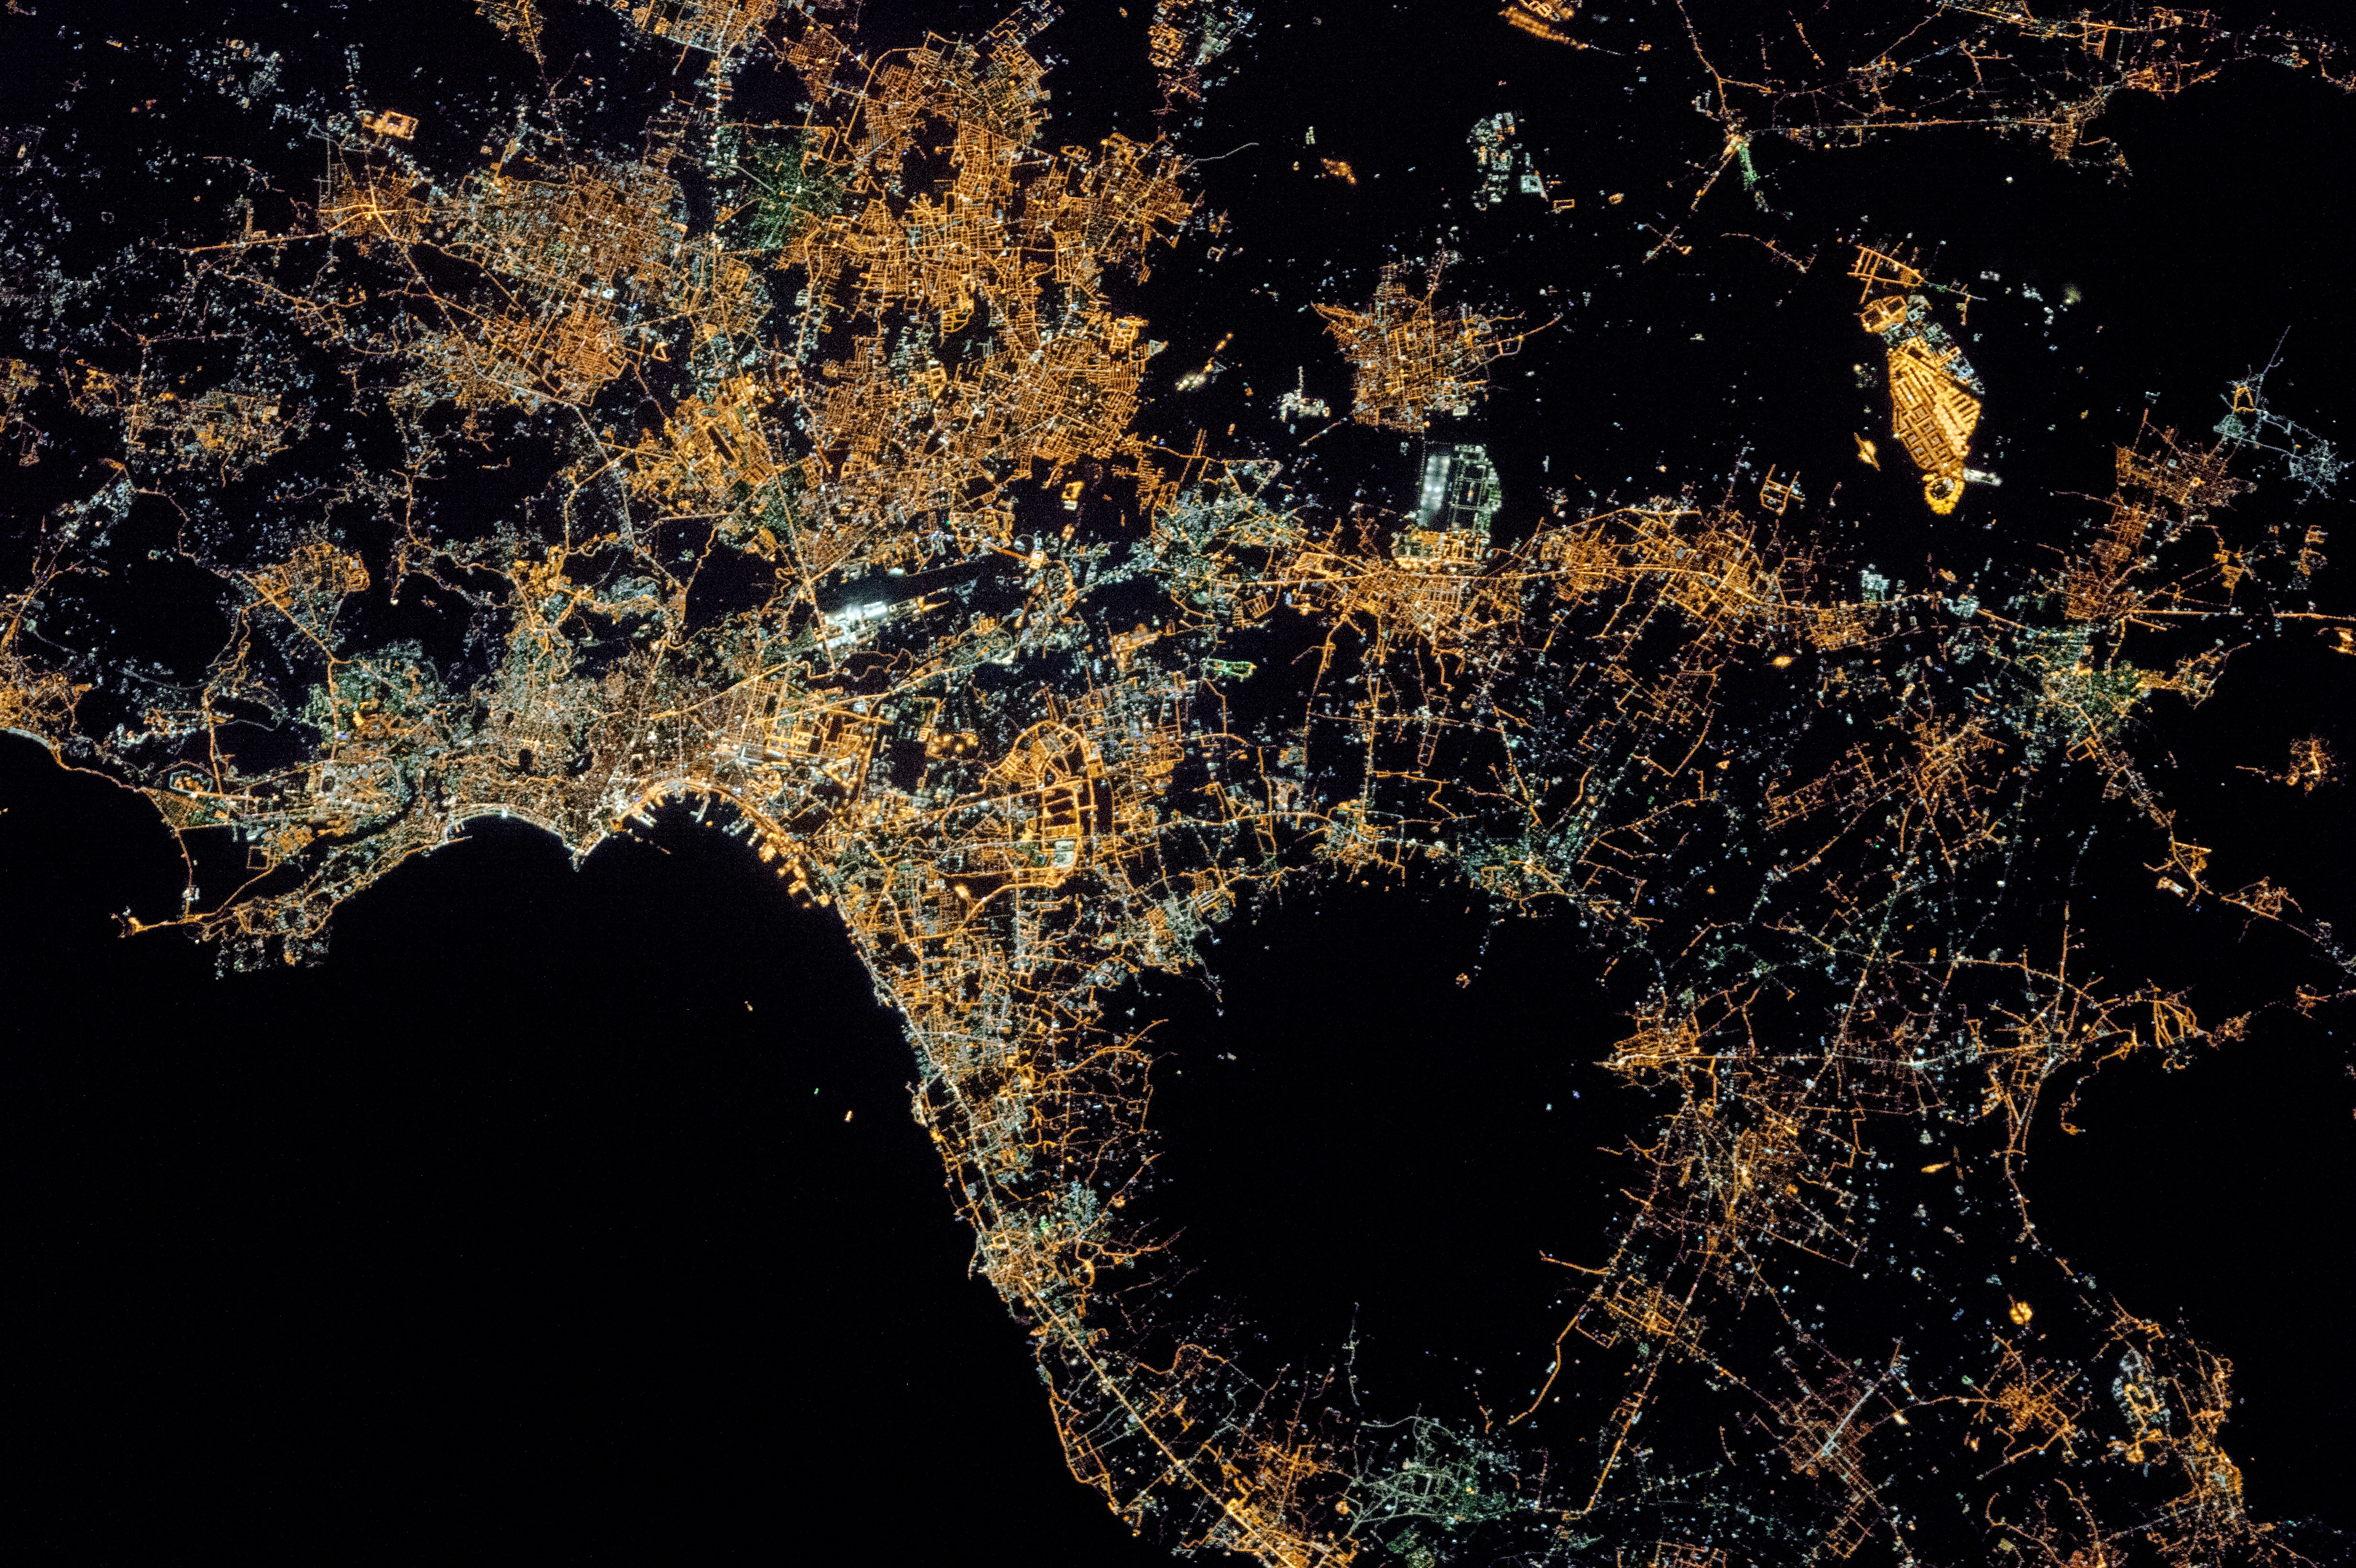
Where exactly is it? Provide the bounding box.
[5,3,2352,1564]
